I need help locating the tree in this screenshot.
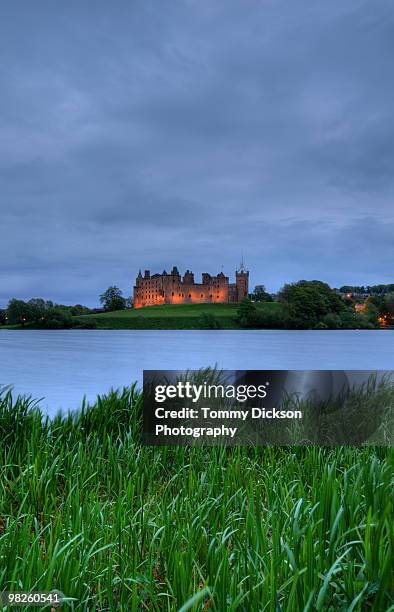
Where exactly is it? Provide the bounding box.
[7,299,33,326]
[70,304,91,316]
[363,302,379,327]
[125,296,134,309]
[5,297,93,328]
[278,280,345,328]
[384,292,394,317]
[27,298,54,322]
[366,295,385,314]
[99,286,126,312]
[0,309,7,325]
[252,285,273,302]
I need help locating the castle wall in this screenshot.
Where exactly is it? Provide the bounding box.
[228,284,238,302]
[164,282,229,305]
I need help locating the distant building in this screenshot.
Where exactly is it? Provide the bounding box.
[133,263,249,308]
[340,291,370,300]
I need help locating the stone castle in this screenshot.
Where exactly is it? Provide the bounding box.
[133,263,249,309]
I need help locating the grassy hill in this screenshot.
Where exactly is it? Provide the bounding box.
[78,301,281,329]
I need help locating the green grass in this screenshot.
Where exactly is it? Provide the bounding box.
[77,302,281,329]
[0,384,393,610]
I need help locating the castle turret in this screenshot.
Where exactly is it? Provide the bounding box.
[135,270,143,287]
[171,265,180,277]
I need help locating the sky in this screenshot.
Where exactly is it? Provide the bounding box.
[1,0,393,307]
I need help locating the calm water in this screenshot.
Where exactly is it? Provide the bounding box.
[0,330,393,415]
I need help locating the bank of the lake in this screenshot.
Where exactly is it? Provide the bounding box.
[1,302,281,330]
[3,300,384,330]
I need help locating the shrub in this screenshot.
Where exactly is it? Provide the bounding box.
[252,309,288,329]
[198,313,222,329]
[73,319,98,329]
[70,304,92,316]
[37,308,74,329]
[236,299,257,327]
[320,313,342,328]
[0,309,6,326]
[314,321,328,329]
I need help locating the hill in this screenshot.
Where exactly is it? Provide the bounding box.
[78,302,281,329]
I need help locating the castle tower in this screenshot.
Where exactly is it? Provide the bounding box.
[183,270,195,284]
[236,257,249,300]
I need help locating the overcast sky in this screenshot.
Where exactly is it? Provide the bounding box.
[1,0,393,306]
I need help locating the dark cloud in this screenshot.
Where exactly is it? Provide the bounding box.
[1,0,393,306]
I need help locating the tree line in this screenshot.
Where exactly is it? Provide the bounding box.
[0,299,96,329]
[339,283,394,295]
[0,286,131,328]
[237,280,389,329]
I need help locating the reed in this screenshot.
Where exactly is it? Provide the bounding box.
[0,385,393,610]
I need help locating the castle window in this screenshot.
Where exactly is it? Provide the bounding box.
[172,292,174,296]
[201,294,203,298]
[189,294,191,298]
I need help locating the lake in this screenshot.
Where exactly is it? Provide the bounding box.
[0,329,393,415]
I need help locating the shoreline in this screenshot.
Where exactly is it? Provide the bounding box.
[1,326,390,331]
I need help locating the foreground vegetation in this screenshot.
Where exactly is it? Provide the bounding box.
[0,385,393,610]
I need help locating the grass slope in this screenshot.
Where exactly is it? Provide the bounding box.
[78,302,281,329]
[0,385,393,610]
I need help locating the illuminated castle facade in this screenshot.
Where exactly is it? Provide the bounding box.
[133,263,249,309]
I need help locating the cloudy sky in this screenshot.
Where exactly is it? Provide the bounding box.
[1,0,393,306]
